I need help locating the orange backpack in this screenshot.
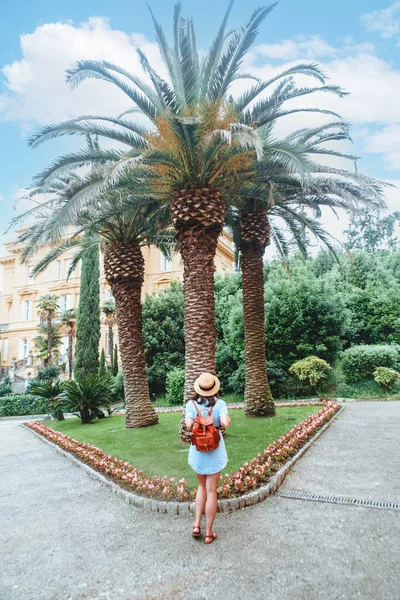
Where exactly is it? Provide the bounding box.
[191,401,220,452]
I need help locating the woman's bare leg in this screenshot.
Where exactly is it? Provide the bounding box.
[194,474,207,530]
[205,471,221,537]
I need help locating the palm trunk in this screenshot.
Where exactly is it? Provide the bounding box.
[103,242,158,428]
[181,228,221,400]
[47,312,53,366]
[240,207,275,417]
[178,228,221,441]
[241,244,275,416]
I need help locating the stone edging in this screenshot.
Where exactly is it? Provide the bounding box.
[21,406,343,516]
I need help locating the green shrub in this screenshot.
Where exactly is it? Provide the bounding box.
[336,378,400,399]
[0,375,12,397]
[165,368,185,406]
[61,375,112,424]
[373,367,399,391]
[341,345,400,383]
[0,394,48,417]
[112,372,124,404]
[25,366,60,394]
[289,356,332,389]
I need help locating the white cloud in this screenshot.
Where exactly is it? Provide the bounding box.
[363,126,400,171]
[362,2,400,39]
[0,17,162,128]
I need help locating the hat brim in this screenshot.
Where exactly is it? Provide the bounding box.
[194,375,220,397]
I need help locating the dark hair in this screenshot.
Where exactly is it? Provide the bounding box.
[191,392,219,407]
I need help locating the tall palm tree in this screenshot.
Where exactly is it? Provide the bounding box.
[36,295,60,366]
[16,174,172,428]
[26,3,346,404]
[59,308,77,378]
[228,124,387,416]
[101,300,117,368]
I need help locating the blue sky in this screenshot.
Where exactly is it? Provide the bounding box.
[1,0,399,245]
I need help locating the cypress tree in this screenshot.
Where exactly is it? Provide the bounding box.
[98,348,107,377]
[113,345,119,376]
[74,237,101,380]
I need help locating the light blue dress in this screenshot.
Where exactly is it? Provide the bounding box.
[185,398,229,475]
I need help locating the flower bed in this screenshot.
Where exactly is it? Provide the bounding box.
[26,400,340,502]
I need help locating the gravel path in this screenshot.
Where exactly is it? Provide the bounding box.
[1,402,399,600]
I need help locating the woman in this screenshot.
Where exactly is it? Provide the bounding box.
[185,372,231,544]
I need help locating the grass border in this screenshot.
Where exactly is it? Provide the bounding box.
[22,401,342,516]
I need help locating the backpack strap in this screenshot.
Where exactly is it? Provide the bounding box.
[192,400,213,416]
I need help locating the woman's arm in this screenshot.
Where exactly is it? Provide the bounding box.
[185,418,195,431]
[220,414,231,428]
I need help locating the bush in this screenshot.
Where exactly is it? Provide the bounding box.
[165,368,185,405]
[61,375,112,424]
[112,372,125,404]
[25,366,60,394]
[336,379,400,399]
[373,367,399,391]
[341,344,400,383]
[0,375,12,397]
[0,394,48,417]
[289,356,332,389]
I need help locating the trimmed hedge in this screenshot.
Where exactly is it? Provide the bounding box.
[0,394,48,417]
[341,345,400,383]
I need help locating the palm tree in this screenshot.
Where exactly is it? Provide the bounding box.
[36,295,60,366]
[228,124,387,416]
[59,308,76,378]
[16,174,173,428]
[26,3,347,405]
[101,300,116,368]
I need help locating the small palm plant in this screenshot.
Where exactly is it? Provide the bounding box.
[29,379,65,420]
[61,375,112,424]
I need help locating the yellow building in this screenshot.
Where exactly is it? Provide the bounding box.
[0,229,234,374]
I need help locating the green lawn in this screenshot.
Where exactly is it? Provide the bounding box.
[47,406,319,487]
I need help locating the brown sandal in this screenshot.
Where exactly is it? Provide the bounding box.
[192,525,201,538]
[204,533,217,545]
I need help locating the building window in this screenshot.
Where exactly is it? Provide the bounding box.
[105,333,111,357]
[160,252,172,272]
[106,289,114,301]
[28,268,35,283]
[3,339,8,361]
[21,300,32,322]
[56,260,61,280]
[76,294,80,307]
[19,339,28,359]
[59,295,72,311]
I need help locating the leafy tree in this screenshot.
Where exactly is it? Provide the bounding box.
[289,356,331,391]
[98,348,107,378]
[112,345,119,376]
[344,207,400,251]
[142,283,184,394]
[74,234,101,380]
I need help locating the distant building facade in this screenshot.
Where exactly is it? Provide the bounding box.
[0,229,234,373]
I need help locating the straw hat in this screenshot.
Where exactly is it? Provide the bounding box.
[194,372,220,397]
